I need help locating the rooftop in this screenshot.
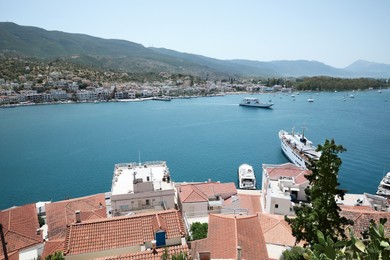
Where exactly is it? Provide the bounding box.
[0,203,42,259]
[63,209,185,256]
[263,163,310,185]
[45,193,106,240]
[191,213,268,260]
[111,161,172,195]
[93,245,190,260]
[340,205,390,238]
[258,213,299,247]
[178,182,237,203]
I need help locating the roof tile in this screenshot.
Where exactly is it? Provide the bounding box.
[45,193,106,240]
[0,204,42,259]
[63,209,185,256]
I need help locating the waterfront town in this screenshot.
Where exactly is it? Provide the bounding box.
[0,57,295,107]
[1,159,390,260]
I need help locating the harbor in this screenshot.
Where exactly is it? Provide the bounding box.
[0,91,389,210]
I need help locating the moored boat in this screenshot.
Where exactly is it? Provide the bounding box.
[238,164,256,189]
[152,96,172,101]
[376,172,390,197]
[239,97,273,108]
[279,128,322,169]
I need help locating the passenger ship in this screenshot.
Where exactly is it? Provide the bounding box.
[278,128,322,169]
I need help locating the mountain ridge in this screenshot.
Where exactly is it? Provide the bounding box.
[1,22,389,78]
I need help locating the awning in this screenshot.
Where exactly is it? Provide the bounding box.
[290,187,300,191]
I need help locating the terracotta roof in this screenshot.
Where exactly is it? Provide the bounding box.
[0,204,42,260]
[63,209,185,256]
[41,239,65,259]
[179,182,237,203]
[258,213,298,247]
[238,193,262,214]
[93,245,190,260]
[340,206,390,238]
[45,193,106,239]
[264,163,310,184]
[191,214,268,260]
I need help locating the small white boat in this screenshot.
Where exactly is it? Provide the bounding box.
[377,172,390,197]
[307,97,314,102]
[238,164,256,189]
[152,96,171,101]
[239,97,273,108]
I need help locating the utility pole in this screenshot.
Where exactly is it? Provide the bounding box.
[0,224,8,260]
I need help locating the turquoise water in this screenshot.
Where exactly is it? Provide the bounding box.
[1,91,390,210]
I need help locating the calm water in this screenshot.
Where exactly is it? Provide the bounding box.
[1,90,389,210]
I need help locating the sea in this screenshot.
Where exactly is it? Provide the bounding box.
[1,90,389,210]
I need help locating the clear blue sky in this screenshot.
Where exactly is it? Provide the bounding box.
[1,0,389,68]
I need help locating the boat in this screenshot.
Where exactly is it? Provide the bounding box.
[278,128,322,168]
[307,97,314,102]
[238,164,256,189]
[152,96,171,101]
[239,97,273,108]
[376,172,390,197]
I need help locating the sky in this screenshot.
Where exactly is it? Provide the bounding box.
[1,0,389,68]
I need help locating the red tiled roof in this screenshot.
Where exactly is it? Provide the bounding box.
[265,163,310,185]
[41,239,65,259]
[179,182,237,203]
[93,245,190,260]
[238,193,262,214]
[0,204,42,260]
[258,213,298,247]
[191,214,268,260]
[63,209,185,256]
[340,206,390,238]
[45,193,106,240]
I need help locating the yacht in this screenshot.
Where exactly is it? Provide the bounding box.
[376,172,390,197]
[239,97,273,108]
[152,96,171,101]
[238,164,256,189]
[279,128,322,169]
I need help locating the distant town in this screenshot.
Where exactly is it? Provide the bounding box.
[1,56,387,107]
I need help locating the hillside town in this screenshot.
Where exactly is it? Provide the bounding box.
[0,56,282,106]
[1,159,389,260]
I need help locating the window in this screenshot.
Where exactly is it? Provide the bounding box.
[275,204,279,208]
[146,199,150,205]
[119,205,129,211]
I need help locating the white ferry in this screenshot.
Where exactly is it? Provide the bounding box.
[238,164,256,189]
[279,128,322,169]
[239,97,273,108]
[376,172,390,197]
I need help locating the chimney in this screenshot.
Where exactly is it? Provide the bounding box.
[237,246,242,260]
[151,240,157,255]
[75,210,81,223]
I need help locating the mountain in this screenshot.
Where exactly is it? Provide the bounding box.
[344,60,390,78]
[0,22,389,78]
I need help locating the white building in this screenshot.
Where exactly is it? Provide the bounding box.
[110,161,175,216]
[261,163,311,215]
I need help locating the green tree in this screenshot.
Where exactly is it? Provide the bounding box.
[304,218,390,259]
[189,222,208,240]
[45,251,65,260]
[285,139,352,246]
[281,246,305,260]
[161,247,192,260]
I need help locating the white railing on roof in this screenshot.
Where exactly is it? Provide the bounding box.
[115,161,166,168]
[185,208,249,218]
